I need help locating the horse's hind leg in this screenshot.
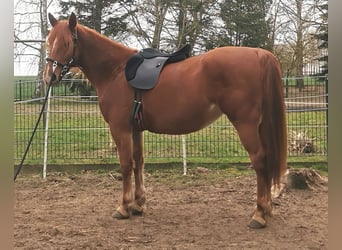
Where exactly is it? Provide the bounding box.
[232,118,271,228]
[130,131,146,215]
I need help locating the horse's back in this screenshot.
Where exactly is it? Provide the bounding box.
[202,46,278,79]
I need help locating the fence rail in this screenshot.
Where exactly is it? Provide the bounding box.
[14,76,328,165]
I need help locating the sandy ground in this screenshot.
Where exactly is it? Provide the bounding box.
[14,168,328,249]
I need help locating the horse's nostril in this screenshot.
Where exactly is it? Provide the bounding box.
[51,73,57,83]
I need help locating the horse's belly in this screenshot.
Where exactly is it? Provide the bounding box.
[145,103,222,135]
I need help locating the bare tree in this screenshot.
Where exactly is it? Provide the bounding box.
[14,0,325,82]
[267,0,282,51]
[151,0,169,49]
[122,0,218,53]
[14,0,51,95]
[174,0,216,52]
[121,0,169,49]
[275,0,321,87]
[38,0,48,76]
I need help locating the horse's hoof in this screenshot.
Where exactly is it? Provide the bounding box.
[248,218,266,229]
[131,209,144,216]
[130,204,144,216]
[112,209,130,220]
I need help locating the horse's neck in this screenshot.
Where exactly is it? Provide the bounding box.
[77,27,136,86]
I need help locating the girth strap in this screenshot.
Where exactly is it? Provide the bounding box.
[131,90,145,131]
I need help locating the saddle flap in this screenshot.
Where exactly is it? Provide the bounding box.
[128,57,168,90]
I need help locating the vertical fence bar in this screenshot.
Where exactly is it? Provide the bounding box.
[43,87,52,178]
[285,76,289,98]
[325,75,328,154]
[182,135,187,175]
[19,80,22,101]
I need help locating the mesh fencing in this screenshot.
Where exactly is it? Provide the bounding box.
[14,76,327,165]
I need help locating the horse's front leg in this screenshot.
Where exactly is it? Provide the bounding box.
[112,133,134,219]
[130,131,146,215]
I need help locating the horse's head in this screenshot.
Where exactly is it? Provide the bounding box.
[43,13,79,85]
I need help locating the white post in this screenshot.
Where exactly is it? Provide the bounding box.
[181,135,187,175]
[43,87,52,179]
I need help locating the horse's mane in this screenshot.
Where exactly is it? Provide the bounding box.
[76,23,134,52]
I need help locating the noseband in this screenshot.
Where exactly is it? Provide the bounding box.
[46,57,75,79]
[46,31,78,80]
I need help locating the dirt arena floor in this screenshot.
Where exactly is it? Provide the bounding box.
[14,166,328,250]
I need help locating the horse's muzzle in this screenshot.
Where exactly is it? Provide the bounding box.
[43,71,59,86]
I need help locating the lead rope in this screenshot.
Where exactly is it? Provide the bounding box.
[15,31,78,181]
[14,82,53,181]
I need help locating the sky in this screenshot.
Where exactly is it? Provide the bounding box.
[14,0,60,76]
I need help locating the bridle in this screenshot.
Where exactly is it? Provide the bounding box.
[46,30,78,80]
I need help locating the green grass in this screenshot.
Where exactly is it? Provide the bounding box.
[14,77,78,101]
[14,76,36,81]
[14,99,327,167]
[282,76,326,87]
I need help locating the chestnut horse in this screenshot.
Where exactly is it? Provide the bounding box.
[44,13,287,228]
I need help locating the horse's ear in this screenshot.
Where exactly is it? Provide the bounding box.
[48,13,58,27]
[69,12,77,33]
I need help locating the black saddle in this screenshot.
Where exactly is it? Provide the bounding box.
[125,44,191,90]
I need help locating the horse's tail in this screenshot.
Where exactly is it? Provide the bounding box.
[260,52,287,187]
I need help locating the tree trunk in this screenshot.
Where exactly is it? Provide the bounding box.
[151,1,168,49]
[295,0,304,90]
[36,0,48,98]
[93,1,103,33]
[176,0,187,48]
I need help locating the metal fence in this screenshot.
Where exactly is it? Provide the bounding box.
[14,76,328,165]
